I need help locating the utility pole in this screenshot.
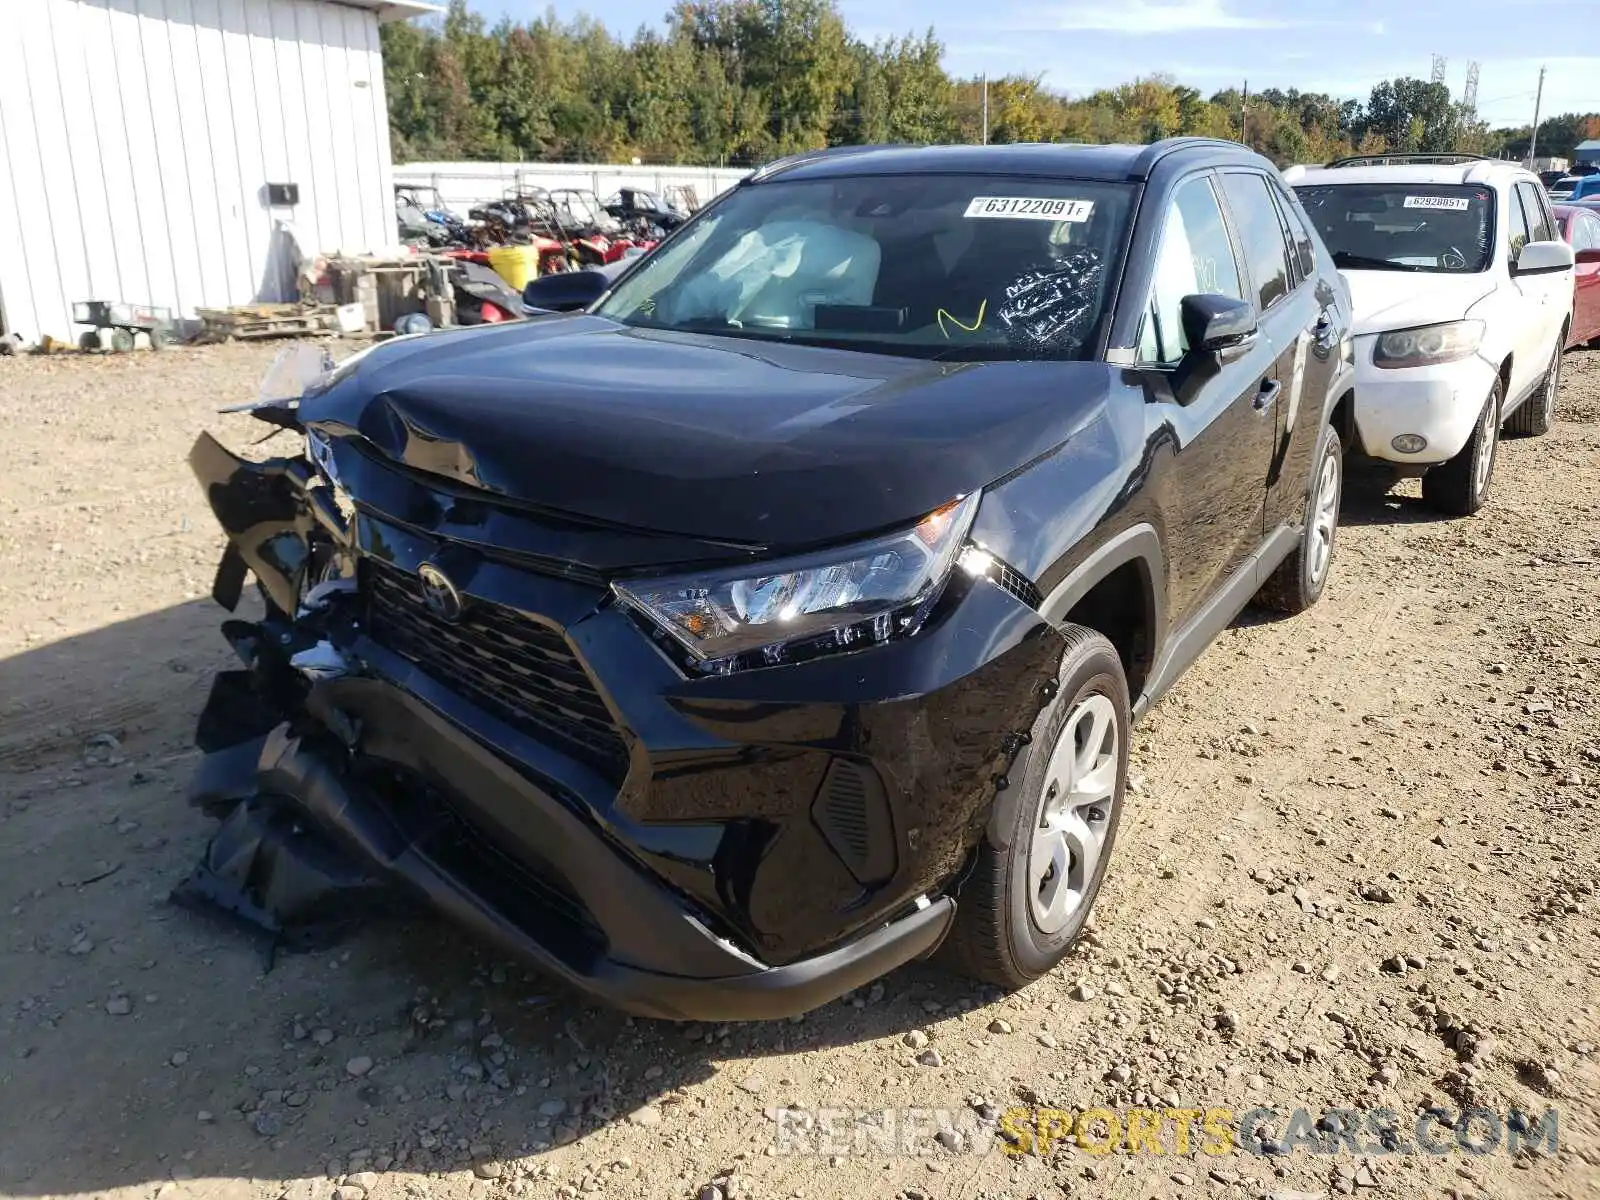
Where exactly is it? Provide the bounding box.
[1526,65,1546,165]
[1240,80,1248,148]
[981,73,989,145]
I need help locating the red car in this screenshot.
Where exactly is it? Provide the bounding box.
[1554,203,1600,347]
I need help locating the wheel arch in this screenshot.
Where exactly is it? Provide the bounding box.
[1037,523,1166,702]
[983,527,1163,853]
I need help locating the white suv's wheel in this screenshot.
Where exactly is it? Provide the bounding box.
[1506,338,1562,437]
[1423,377,1501,516]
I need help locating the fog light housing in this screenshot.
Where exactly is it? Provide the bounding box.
[1391,433,1428,454]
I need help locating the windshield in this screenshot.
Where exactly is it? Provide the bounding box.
[1294,184,1494,273]
[595,174,1135,360]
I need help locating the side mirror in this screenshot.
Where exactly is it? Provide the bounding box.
[1180,294,1258,354]
[521,268,610,313]
[1513,240,1575,276]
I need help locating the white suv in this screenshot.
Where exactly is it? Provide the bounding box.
[1284,156,1575,514]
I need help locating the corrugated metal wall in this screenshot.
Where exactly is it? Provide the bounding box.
[0,0,397,344]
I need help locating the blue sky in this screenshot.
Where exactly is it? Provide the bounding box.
[468,0,1598,131]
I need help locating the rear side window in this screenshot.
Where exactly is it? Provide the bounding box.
[1273,186,1318,280]
[1576,213,1600,251]
[1136,175,1245,366]
[1221,173,1293,311]
[1517,182,1558,243]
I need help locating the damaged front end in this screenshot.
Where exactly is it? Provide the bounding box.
[178,344,1064,1020]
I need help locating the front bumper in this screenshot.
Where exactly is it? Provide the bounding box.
[183,433,1061,1019]
[1351,348,1498,464]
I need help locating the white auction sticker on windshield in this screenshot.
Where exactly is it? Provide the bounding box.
[964,196,1094,221]
[1403,195,1471,211]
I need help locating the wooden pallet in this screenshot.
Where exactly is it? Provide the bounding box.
[196,304,337,341]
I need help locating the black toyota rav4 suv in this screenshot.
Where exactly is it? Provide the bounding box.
[186,139,1354,1020]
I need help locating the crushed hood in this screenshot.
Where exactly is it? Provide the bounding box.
[1341,269,1498,337]
[298,316,1113,548]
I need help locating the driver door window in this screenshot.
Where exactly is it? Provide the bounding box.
[1507,189,1531,258]
[1517,182,1557,243]
[1137,176,1244,365]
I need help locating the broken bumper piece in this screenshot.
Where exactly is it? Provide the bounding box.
[182,672,954,1021]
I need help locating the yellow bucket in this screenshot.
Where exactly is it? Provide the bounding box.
[488,244,539,291]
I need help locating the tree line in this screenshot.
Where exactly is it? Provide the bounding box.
[381,0,1600,169]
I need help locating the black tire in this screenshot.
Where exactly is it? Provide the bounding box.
[1505,338,1561,437]
[940,626,1129,990]
[1422,376,1501,516]
[78,330,101,352]
[1256,422,1343,615]
[149,326,167,351]
[109,328,135,353]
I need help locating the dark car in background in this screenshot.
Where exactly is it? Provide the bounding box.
[184,139,1354,1020]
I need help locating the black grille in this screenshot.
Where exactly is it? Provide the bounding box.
[360,763,605,965]
[364,558,630,781]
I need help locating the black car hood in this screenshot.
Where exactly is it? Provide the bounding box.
[301,316,1115,548]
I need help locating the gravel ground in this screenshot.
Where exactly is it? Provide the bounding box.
[1,342,1597,1200]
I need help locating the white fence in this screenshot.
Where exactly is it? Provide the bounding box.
[393,161,750,214]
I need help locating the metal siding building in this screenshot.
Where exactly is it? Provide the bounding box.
[0,0,435,345]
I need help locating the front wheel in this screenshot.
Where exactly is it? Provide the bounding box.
[1256,423,1342,615]
[940,626,1129,990]
[1422,378,1501,516]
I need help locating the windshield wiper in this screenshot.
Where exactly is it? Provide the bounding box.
[1331,251,1421,272]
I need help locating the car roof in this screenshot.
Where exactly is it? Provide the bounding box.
[748,139,1272,185]
[1286,161,1533,189]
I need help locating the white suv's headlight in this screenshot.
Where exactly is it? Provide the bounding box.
[614,493,979,672]
[1372,320,1484,369]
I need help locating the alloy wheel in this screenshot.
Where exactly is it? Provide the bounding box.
[1308,447,1340,586]
[1029,693,1119,935]
[1542,350,1561,424]
[1474,398,1497,499]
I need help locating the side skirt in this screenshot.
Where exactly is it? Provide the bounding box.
[1133,523,1299,720]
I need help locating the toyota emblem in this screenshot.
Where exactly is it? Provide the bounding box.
[417,562,464,623]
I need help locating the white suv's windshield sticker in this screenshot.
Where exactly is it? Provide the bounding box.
[964,197,1094,222]
[1402,196,1471,211]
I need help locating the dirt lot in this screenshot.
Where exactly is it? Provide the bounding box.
[1,343,1597,1200]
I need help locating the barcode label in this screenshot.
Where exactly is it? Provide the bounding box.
[964,197,1095,222]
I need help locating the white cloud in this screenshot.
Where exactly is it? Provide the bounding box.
[1007,0,1292,34]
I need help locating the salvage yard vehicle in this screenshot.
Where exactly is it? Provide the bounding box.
[1553,204,1600,347]
[1289,155,1575,515]
[183,139,1353,1020]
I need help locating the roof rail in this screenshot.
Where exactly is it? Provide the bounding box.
[1132,136,1255,178]
[1324,152,1494,168]
[746,144,910,184]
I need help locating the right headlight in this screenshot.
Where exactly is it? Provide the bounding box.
[614,493,979,673]
[1372,320,1484,369]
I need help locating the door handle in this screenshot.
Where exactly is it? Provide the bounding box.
[1254,379,1281,411]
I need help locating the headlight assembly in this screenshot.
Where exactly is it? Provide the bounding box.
[1372,320,1484,369]
[614,492,980,673]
